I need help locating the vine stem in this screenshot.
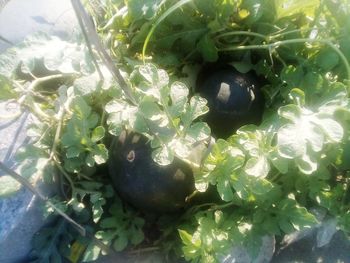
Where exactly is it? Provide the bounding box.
[17,73,76,121]
[185,190,199,203]
[142,0,192,61]
[70,0,104,81]
[268,28,312,40]
[214,30,267,41]
[53,156,76,193]
[128,246,160,255]
[159,95,181,136]
[341,173,350,210]
[20,74,76,101]
[71,0,137,105]
[208,201,237,211]
[219,38,350,87]
[49,108,65,160]
[269,172,281,182]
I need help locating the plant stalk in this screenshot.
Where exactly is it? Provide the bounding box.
[219,38,350,87]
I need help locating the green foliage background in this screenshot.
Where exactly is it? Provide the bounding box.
[1,0,350,262]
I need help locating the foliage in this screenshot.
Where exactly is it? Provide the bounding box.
[105,63,210,165]
[95,197,144,252]
[1,0,350,262]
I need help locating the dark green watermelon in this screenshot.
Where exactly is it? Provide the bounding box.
[109,131,195,213]
[197,66,265,138]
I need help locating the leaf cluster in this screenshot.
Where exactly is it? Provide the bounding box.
[1,0,350,262]
[106,63,210,165]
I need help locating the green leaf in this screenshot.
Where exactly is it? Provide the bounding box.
[152,145,174,165]
[250,178,274,195]
[66,146,82,158]
[91,126,105,143]
[64,157,84,173]
[91,193,105,223]
[0,75,17,101]
[277,124,307,158]
[69,197,85,212]
[178,229,194,246]
[0,33,93,76]
[315,49,340,71]
[127,0,164,20]
[277,198,318,233]
[280,65,303,87]
[231,61,253,74]
[113,234,128,251]
[289,206,318,231]
[15,144,47,162]
[229,49,253,74]
[169,81,189,117]
[139,97,164,120]
[105,99,126,114]
[72,96,91,119]
[85,153,95,168]
[278,218,295,233]
[313,117,343,142]
[14,155,53,184]
[244,156,270,178]
[169,138,191,158]
[73,72,102,96]
[0,175,21,198]
[95,230,116,242]
[138,64,169,89]
[87,113,99,129]
[269,150,289,174]
[197,34,218,62]
[278,104,301,122]
[130,228,145,245]
[289,88,305,106]
[105,100,138,135]
[186,122,211,142]
[82,244,101,262]
[240,0,265,24]
[93,144,108,165]
[214,210,224,225]
[61,121,81,147]
[300,71,324,95]
[231,173,250,200]
[274,0,320,19]
[182,95,209,126]
[142,0,194,58]
[195,178,209,192]
[277,111,324,159]
[170,81,189,104]
[295,154,318,174]
[100,217,118,229]
[217,177,234,201]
